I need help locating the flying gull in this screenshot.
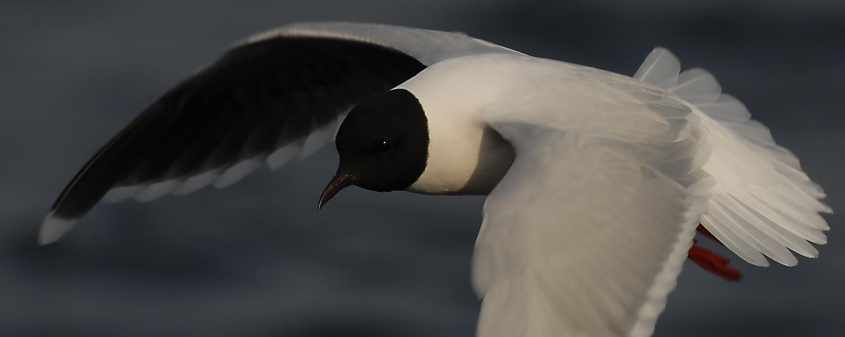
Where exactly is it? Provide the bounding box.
[38,22,832,337]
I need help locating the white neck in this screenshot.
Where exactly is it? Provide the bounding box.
[398,54,517,195]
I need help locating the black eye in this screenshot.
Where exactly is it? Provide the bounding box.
[373,137,392,152]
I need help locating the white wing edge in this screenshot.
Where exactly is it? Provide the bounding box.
[38,213,76,245]
[101,114,347,204]
[240,21,523,66]
[629,181,712,337]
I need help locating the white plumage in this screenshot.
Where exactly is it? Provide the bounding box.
[399,45,830,337]
[38,22,831,337]
[634,48,832,267]
[215,157,263,188]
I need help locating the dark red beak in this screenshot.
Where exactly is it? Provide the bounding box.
[317,173,355,209]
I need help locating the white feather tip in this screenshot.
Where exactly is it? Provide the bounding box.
[634,47,681,88]
[38,214,77,245]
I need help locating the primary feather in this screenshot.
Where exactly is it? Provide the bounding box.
[635,48,831,267]
[38,22,519,245]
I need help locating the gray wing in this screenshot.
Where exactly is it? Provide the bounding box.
[40,22,517,244]
[472,49,831,336]
[473,81,712,337]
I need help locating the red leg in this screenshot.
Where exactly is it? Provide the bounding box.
[688,239,742,282]
[687,225,742,281]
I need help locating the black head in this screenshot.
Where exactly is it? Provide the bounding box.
[318,89,429,208]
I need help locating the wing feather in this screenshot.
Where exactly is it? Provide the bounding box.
[633,47,831,266]
[476,92,711,337]
[633,47,680,89]
[41,22,517,244]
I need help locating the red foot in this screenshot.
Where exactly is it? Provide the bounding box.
[687,225,742,282]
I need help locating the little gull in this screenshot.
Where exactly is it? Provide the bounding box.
[38,22,832,337]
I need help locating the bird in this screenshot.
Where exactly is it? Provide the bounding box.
[38,22,832,337]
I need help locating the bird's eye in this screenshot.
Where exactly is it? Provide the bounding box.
[373,137,392,152]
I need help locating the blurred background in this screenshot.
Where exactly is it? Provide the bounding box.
[2,0,843,336]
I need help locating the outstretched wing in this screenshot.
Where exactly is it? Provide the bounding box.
[40,22,516,244]
[470,47,831,336]
[474,84,711,337]
[634,48,832,267]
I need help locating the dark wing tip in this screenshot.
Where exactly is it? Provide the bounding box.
[39,34,428,244]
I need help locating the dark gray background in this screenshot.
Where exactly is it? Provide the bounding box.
[2,0,843,336]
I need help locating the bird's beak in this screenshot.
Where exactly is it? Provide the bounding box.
[317,172,355,209]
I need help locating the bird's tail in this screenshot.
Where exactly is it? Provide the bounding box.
[634,48,832,267]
